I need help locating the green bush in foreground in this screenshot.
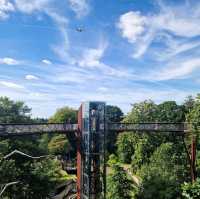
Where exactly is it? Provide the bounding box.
[182,178,200,199]
[107,165,134,199]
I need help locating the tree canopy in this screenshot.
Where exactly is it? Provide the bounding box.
[0,97,73,198]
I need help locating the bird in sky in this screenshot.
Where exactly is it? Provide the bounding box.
[76,27,84,32]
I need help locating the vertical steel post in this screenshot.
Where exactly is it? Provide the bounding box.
[77,105,82,199]
[191,135,197,182]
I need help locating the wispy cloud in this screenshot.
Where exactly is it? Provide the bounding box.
[0,0,199,118]
[76,40,134,78]
[78,41,108,68]
[25,75,39,80]
[68,0,90,18]
[42,59,52,65]
[0,0,71,64]
[117,0,200,59]
[151,57,200,81]
[0,80,24,89]
[0,57,20,65]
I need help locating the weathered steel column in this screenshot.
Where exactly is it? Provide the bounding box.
[77,105,83,199]
[191,135,197,182]
[77,102,106,199]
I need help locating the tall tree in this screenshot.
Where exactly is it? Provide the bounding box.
[107,165,133,199]
[48,106,78,162]
[106,105,124,154]
[0,97,68,198]
[106,105,123,122]
[183,95,195,114]
[49,106,77,123]
[137,143,188,199]
[0,97,31,123]
[156,101,185,122]
[116,132,136,164]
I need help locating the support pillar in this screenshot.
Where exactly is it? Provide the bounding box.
[191,135,197,183]
[77,105,82,199]
[77,102,106,199]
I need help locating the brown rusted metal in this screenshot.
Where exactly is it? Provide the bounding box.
[191,135,197,182]
[77,105,82,199]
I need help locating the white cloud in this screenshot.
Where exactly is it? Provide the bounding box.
[155,1,200,38]
[45,10,73,63]
[68,0,90,18]
[42,59,52,65]
[52,25,72,63]
[76,41,133,78]
[25,75,39,80]
[0,0,15,20]
[117,1,200,59]
[117,11,147,43]
[78,42,107,68]
[154,35,200,61]
[0,80,24,89]
[0,57,20,65]
[14,0,51,13]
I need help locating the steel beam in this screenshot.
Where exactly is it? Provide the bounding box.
[77,105,82,199]
[0,122,190,137]
[0,123,78,137]
[108,122,187,133]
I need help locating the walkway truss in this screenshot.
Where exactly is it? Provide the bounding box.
[0,101,194,199]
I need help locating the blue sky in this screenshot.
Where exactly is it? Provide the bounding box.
[0,0,200,118]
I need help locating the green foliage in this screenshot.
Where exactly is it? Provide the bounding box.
[131,136,156,171]
[0,97,71,198]
[182,178,200,199]
[106,105,123,154]
[48,106,77,160]
[186,94,200,132]
[156,101,185,122]
[0,97,31,123]
[115,99,189,198]
[107,165,133,199]
[183,95,195,114]
[118,100,186,171]
[106,105,123,123]
[117,132,136,164]
[136,142,188,199]
[124,100,157,123]
[48,134,70,155]
[49,106,77,123]
[107,154,119,166]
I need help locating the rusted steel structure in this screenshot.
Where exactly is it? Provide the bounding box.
[0,123,77,136]
[0,122,188,136]
[0,101,197,198]
[108,122,188,133]
[77,105,82,199]
[191,136,197,182]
